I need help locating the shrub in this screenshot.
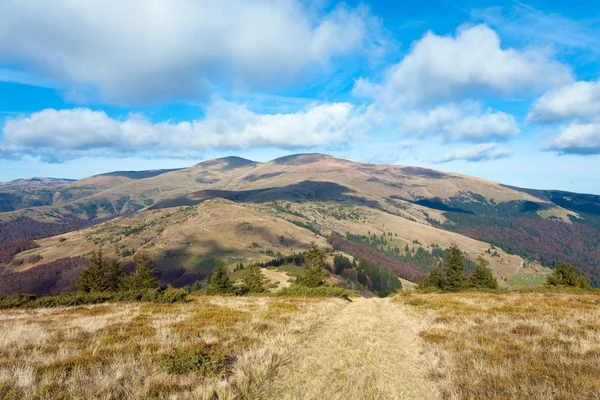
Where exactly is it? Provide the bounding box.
[156,286,188,303]
[0,293,36,309]
[0,288,188,310]
[161,343,233,376]
[277,285,358,300]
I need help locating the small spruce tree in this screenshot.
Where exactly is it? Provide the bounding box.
[420,266,444,290]
[107,258,126,291]
[206,264,236,294]
[242,264,267,293]
[546,262,590,289]
[468,256,498,290]
[77,249,111,293]
[442,244,466,292]
[122,253,159,291]
[298,242,325,287]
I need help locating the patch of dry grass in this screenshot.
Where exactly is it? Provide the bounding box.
[396,292,600,399]
[0,296,343,399]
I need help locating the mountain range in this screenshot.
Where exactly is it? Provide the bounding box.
[1,153,599,293]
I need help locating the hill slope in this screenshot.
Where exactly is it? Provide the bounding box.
[2,153,599,288]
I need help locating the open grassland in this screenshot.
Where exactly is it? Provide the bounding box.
[0,296,344,399]
[2,292,599,399]
[396,292,600,400]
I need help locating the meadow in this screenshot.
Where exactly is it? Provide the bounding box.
[1,292,599,399]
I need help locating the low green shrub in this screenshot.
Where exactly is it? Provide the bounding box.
[161,343,233,376]
[155,286,188,303]
[276,285,358,299]
[0,293,36,309]
[0,287,189,310]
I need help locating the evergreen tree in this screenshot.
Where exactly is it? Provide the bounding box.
[122,253,159,291]
[333,254,352,275]
[242,264,267,293]
[420,266,444,290]
[206,264,236,294]
[77,249,111,293]
[442,245,466,292]
[107,258,126,291]
[468,256,498,290]
[299,242,325,287]
[547,262,590,289]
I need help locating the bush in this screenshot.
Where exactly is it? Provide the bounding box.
[0,288,188,310]
[156,286,188,303]
[277,285,358,299]
[0,293,36,309]
[161,343,233,376]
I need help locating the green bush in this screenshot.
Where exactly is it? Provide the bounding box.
[0,294,36,310]
[161,344,233,376]
[0,288,189,310]
[277,285,358,299]
[156,286,188,303]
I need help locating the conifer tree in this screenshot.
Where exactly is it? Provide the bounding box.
[420,266,444,290]
[442,244,466,292]
[107,258,126,291]
[77,249,111,293]
[242,264,267,293]
[206,264,235,294]
[122,253,159,291]
[546,262,590,289]
[299,242,325,287]
[468,256,498,290]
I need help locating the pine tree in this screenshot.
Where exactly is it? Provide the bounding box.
[468,256,498,290]
[421,266,444,290]
[107,258,126,291]
[242,264,267,293]
[547,262,590,289]
[206,264,235,294]
[442,245,466,292]
[77,249,111,293]
[299,242,325,287]
[122,253,159,291]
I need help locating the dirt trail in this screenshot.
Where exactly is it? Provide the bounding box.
[264,297,440,400]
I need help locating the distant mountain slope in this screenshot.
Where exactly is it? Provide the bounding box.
[1,153,599,287]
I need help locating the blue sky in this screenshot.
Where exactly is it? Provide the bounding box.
[1,0,599,194]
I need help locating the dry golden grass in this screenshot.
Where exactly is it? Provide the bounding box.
[395,292,600,400]
[0,296,344,399]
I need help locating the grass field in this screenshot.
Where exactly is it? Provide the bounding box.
[1,292,599,399]
[0,296,343,399]
[396,292,600,399]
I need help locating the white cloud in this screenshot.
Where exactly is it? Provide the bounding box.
[356,24,572,107]
[546,122,600,155]
[0,102,357,162]
[435,143,514,163]
[400,104,519,142]
[528,80,600,124]
[0,0,379,104]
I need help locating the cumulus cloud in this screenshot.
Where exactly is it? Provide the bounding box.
[434,143,514,164]
[356,24,572,107]
[0,0,379,104]
[528,80,600,124]
[398,104,519,142]
[0,103,357,162]
[546,123,600,155]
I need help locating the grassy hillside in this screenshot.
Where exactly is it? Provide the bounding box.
[2,153,599,286]
[1,292,599,399]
